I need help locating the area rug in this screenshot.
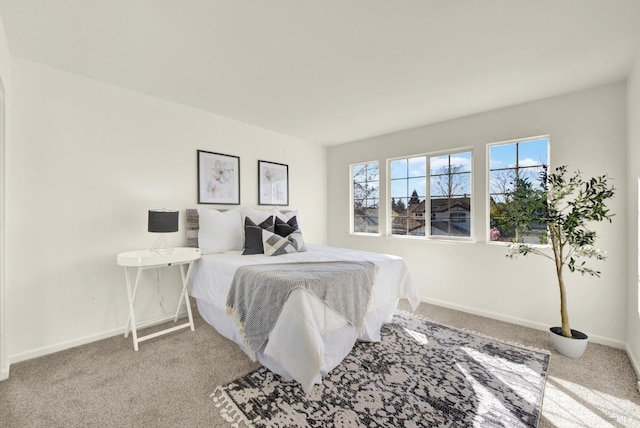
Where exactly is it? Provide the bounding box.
[212,311,550,427]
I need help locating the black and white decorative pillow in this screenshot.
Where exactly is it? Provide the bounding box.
[274,216,298,237]
[287,231,305,251]
[262,230,297,256]
[242,216,275,255]
[274,216,306,251]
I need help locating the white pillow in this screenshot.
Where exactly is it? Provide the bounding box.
[241,207,276,224]
[197,208,243,253]
[240,207,275,241]
[262,229,297,256]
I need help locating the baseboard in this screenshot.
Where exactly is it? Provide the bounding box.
[8,309,189,366]
[0,363,9,381]
[9,326,126,365]
[626,343,640,382]
[421,297,627,349]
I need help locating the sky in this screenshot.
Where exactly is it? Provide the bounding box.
[489,137,549,198]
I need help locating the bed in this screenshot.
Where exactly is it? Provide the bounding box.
[187,207,420,392]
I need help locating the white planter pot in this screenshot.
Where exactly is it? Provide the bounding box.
[549,327,588,358]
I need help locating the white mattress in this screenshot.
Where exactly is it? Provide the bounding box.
[190,244,420,392]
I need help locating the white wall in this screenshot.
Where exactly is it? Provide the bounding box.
[328,82,628,347]
[4,58,327,364]
[627,51,640,375]
[0,12,11,380]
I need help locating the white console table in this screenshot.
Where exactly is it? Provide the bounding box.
[117,247,201,351]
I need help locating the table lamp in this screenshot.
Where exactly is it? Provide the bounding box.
[148,209,179,254]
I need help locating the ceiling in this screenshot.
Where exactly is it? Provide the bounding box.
[1,0,639,146]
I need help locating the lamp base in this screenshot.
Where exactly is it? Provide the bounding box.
[150,234,174,255]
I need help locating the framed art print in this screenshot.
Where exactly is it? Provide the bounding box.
[258,160,289,206]
[197,150,240,204]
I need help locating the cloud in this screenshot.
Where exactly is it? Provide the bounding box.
[407,157,426,176]
[430,155,471,172]
[518,157,543,168]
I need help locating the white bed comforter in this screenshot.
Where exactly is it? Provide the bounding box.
[190,244,419,392]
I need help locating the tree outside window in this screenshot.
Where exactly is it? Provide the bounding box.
[390,151,472,238]
[489,137,549,243]
[352,162,379,233]
[390,156,426,236]
[430,152,472,237]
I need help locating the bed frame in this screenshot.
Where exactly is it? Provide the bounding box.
[185,209,199,248]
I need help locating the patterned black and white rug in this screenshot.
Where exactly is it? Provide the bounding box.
[212,311,550,427]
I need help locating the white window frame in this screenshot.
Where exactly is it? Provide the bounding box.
[487,135,550,244]
[387,148,473,241]
[350,161,380,235]
[387,154,427,238]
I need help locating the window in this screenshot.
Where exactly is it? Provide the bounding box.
[390,156,426,236]
[488,136,549,243]
[430,152,472,237]
[390,151,472,238]
[351,162,379,234]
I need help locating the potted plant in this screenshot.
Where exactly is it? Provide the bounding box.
[505,165,615,358]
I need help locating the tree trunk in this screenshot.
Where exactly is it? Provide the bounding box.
[551,229,572,338]
[557,257,572,338]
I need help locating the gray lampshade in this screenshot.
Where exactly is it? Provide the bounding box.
[148,209,179,233]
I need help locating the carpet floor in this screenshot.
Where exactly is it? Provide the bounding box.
[0,301,638,427]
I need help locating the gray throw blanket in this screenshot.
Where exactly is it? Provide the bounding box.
[226,261,378,360]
